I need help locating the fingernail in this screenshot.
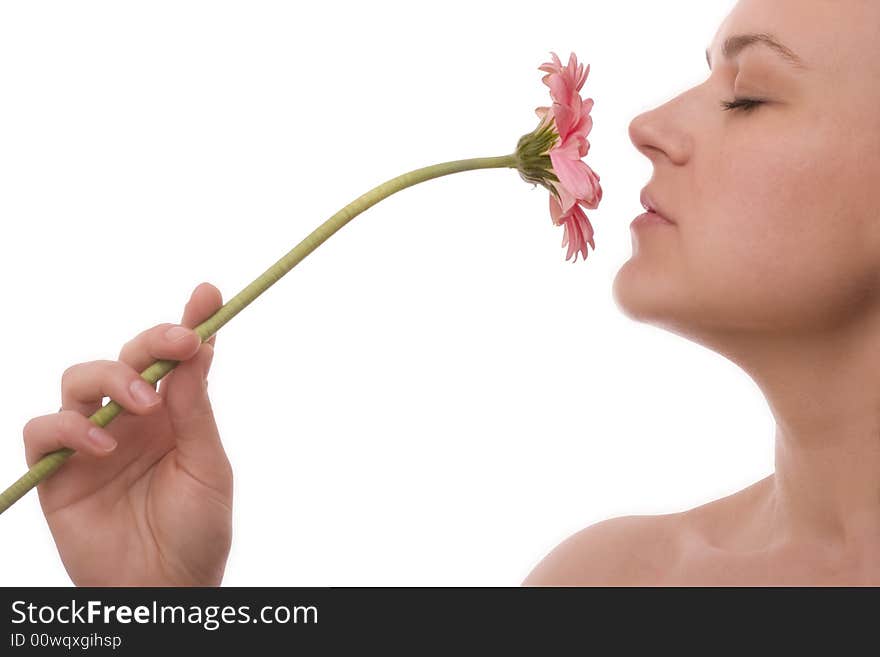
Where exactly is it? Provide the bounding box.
[165,325,192,342]
[130,379,160,406]
[88,427,117,452]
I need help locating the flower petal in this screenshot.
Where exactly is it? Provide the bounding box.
[562,205,596,262]
[549,192,563,226]
[538,51,563,75]
[524,52,602,262]
[551,102,575,142]
[550,143,592,200]
[551,180,577,215]
[579,164,603,210]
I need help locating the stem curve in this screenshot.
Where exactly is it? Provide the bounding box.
[0,154,518,515]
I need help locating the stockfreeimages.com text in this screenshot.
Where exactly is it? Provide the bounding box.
[11,599,317,631]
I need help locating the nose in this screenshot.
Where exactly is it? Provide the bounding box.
[628,109,657,159]
[628,94,693,166]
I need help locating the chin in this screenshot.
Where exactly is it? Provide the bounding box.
[612,260,752,347]
[611,258,706,342]
[612,258,677,324]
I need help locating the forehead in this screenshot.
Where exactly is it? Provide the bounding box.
[711,0,879,75]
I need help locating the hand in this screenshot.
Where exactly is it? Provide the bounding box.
[22,282,233,586]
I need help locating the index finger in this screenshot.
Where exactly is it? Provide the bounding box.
[116,283,222,373]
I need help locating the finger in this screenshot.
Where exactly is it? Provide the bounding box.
[118,322,203,375]
[61,360,163,418]
[181,282,223,350]
[24,410,118,467]
[163,283,227,479]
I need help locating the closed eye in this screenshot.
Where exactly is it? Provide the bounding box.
[720,97,765,113]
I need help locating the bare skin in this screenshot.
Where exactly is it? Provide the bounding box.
[526,0,880,586]
[524,476,880,586]
[669,477,880,586]
[22,282,232,586]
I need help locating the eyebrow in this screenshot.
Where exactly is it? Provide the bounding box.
[705,33,808,71]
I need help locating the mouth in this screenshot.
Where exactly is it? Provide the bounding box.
[639,187,676,225]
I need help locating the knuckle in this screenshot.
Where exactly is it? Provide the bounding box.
[58,411,78,438]
[60,364,80,387]
[115,359,137,377]
[96,359,116,372]
[62,360,114,390]
[100,359,127,382]
[118,338,135,359]
[23,414,46,439]
[22,418,36,445]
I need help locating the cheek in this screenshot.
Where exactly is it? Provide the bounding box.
[614,134,880,334]
[684,137,878,332]
[614,116,880,334]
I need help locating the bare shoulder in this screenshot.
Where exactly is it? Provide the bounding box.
[521,513,684,586]
[521,477,776,586]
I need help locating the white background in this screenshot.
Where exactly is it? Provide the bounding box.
[0,0,766,587]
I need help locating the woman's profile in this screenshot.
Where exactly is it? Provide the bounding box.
[523,0,880,585]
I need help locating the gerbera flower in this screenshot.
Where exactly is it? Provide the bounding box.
[517,51,602,262]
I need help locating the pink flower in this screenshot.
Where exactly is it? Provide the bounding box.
[549,178,598,263]
[522,52,602,263]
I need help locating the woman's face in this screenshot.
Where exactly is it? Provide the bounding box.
[613,0,880,341]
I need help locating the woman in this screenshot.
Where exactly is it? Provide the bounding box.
[524,0,880,585]
[25,0,880,586]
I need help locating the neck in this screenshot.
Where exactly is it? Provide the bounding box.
[710,305,880,554]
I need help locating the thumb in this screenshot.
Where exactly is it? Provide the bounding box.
[164,283,228,472]
[165,341,215,434]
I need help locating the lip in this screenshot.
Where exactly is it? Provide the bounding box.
[631,211,675,229]
[639,187,676,225]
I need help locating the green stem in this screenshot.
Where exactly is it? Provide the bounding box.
[0,153,519,515]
